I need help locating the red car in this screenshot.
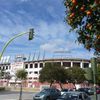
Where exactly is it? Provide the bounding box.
[96,88,100,94]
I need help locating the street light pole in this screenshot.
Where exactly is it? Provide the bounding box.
[91,57,97,100]
[0,28,34,60]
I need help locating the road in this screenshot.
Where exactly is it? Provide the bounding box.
[0,91,35,100]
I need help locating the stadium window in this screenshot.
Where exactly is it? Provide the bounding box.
[83,63,89,68]
[53,62,61,66]
[40,63,43,68]
[34,71,38,74]
[34,77,38,80]
[63,62,71,67]
[29,71,33,74]
[30,64,33,68]
[25,64,28,69]
[28,77,32,80]
[34,63,38,68]
[73,62,80,67]
[6,66,8,70]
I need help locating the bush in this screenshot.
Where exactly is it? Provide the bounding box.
[0,87,5,91]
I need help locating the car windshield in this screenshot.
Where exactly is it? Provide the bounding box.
[40,89,51,93]
[61,93,79,99]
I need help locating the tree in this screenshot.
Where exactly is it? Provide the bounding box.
[4,72,12,86]
[84,68,93,83]
[66,67,86,83]
[64,0,100,54]
[39,62,68,89]
[16,69,27,100]
[0,69,4,79]
[96,63,100,85]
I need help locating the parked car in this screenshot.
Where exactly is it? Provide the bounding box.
[96,87,100,94]
[57,91,91,100]
[33,87,61,100]
[77,88,94,95]
[61,89,69,95]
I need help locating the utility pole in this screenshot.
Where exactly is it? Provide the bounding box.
[91,57,97,100]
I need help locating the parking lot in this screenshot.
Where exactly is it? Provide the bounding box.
[0,90,100,100]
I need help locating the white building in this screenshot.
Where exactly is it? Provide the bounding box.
[0,55,91,87]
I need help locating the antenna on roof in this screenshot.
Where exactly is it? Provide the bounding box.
[32,52,36,61]
[43,51,45,60]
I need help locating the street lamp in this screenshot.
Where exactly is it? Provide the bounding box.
[0,28,34,60]
[91,57,97,100]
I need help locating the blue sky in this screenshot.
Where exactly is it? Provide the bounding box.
[0,0,94,60]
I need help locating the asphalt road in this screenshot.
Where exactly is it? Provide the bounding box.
[0,91,35,100]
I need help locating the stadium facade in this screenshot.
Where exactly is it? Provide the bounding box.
[0,55,91,87]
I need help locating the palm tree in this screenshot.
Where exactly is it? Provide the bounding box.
[16,69,27,100]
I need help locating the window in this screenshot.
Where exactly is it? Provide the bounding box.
[40,63,43,68]
[34,63,38,68]
[29,71,33,74]
[6,66,8,70]
[53,62,61,66]
[25,64,28,69]
[34,77,38,80]
[73,62,80,67]
[34,71,38,74]
[63,62,71,67]
[83,63,89,68]
[28,77,32,80]
[30,64,33,68]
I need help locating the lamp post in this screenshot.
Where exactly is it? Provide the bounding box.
[91,57,97,100]
[0,28,34,60]
[0,28,34,100]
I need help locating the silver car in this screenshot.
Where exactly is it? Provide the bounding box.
[57,91,91,100]
[33,88,61,100]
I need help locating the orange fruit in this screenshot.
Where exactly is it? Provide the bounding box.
[69,13,75,18]
[72,0,77,5]
[86,11,92,16]
[86,24,92,30]
[80,6,85,11]
[97,35,100,39]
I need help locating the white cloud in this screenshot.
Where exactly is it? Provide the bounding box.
[20,0,31,2]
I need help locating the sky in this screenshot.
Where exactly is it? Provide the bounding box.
[0,0,94,61]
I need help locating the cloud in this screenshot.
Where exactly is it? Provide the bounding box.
[0,0,94,59]
[20,0,31,2]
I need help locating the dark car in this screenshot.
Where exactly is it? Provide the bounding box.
[33,87,61,100]
[57,91,91,100]
[61,89,69,95]
[77,88,94,95]
[96,87,100,94]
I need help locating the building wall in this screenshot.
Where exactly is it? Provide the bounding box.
[24,58,90,84]
[0,58,90,87]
